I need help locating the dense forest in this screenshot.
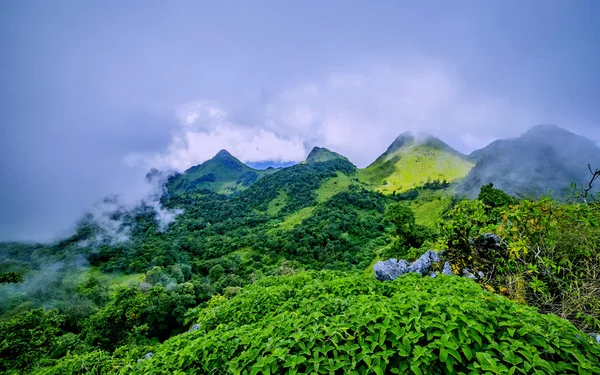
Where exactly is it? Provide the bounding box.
[1,147,600,374]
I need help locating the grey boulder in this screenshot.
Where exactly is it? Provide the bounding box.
[374,250,443,281]
[374,259,409,281]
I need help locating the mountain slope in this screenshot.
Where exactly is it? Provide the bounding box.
[166,150,277,196]
[305,146,351,164]
[458,125,600,198]
[358,132,474,194]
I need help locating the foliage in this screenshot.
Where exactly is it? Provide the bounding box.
[0,308,65,373]
[382,203,432,260]
[477,183,516,209]
[82,284,196,351]
[439,187,600,331]
[0,271,24,284]
[127,272,600,374]
[495,198,600,331]
[273,187,390,269]
[3,147,600,374]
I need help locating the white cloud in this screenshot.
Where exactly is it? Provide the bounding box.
[126,60,541,170]
[126,101,307,171]
[264,62,538,166]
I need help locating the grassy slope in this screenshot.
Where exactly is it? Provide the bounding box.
[272,172,360,231]
[65,267,145,296]
[167,151,279,196]
[411,188,455,227]
[314,172,356,202]
[359,144,474,194]
[266,190,289,215]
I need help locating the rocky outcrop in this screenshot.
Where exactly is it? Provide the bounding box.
[373,259,409,281]
[442,262,453,276]
[374,250,444,281]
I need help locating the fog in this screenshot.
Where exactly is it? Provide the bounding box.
[1,0,599,241]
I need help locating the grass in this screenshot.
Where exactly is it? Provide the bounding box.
[277,206,316,231]
[364,246,387,276]
[266,190,289,215]
[410,189,455,227]
[230,247,255,261]
[315,172,356,203]
[358,145,474,194]
[82,268,145,295]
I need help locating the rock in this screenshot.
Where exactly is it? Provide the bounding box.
[474,233,502,249]
[374,250,444,281]
[477,271,485,279]
[374,259,409,281]
[589,333,600,344]
[442,262,453,276]
[462,268,477,280]
[143,352,154,360]
[407,250,442,276]
[429,272,437,278]
[189,324,200,332]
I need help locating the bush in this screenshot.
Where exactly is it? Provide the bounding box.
[132,272,600,374]
[438,190,600,332]
[0,308,65,373]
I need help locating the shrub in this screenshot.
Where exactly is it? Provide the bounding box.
[0,308,65,373]
[132,272,600,374]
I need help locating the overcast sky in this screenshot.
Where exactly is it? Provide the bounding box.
[1,0,599,242]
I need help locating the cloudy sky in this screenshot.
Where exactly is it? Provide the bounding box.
[1,0,599,241]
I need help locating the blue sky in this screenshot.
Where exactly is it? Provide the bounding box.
[1,0,599,241]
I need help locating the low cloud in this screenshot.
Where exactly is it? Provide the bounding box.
[125,101,307,171]
[127,61,540,170]
[77,169,183,248]
[264,61,539,166]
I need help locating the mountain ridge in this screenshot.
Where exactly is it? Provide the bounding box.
[459,124,600,198]
[165,124,600,199]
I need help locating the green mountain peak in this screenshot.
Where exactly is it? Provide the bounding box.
[459,124,600,198]
[166,149,276,196]
[359,132,473,194]
[305,147,351,164]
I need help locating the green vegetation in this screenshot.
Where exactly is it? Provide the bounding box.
[437,185,600,332]
[166,149,278,196]
[2,136,600,374]
[35,272,600,374]
[359,134,474,194]
[305,146,352,164]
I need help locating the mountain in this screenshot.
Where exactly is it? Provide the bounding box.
[305,146,352,164]
[166,150,278,196]
[457,124,600,198]
[358,132,474,194]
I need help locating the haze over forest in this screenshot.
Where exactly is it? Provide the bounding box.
[1,0,600,242]
[1,2,600,375]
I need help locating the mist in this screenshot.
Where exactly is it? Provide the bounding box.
[1,0,599,242]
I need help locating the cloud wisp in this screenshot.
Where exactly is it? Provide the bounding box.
[128,61,540,171]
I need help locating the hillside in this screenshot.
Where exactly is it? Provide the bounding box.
[305,146,352,164]
[2,126,600,374]
[458,125,600,198]
[166,150,278,196]
[358,132,474,194]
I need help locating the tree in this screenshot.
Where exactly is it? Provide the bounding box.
[0,308,64,372]
[0,272,24,284]
[384,203,431,258]
[478,183,515,208]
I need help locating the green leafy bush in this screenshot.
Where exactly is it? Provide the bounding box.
[0,308,65,373]
[130,272,600,374]
[438,189,600,332]
[382,203,432,260]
